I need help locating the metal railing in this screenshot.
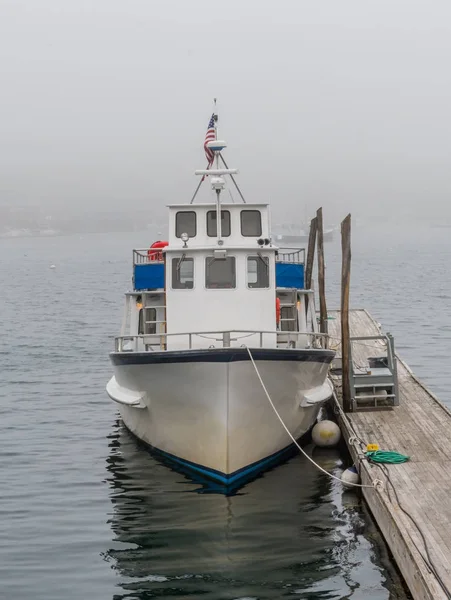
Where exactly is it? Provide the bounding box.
[114,329,328,352]
[134,248,305,265]
[348,333,399,410]
[275,248,305,264]
[133,249,164,264]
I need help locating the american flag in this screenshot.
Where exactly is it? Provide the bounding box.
[204,114,216,165]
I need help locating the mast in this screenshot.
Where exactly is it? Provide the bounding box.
[213,101,222,243]
[193,100,245,219]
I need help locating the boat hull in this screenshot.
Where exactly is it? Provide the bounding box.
[107,348,334,490]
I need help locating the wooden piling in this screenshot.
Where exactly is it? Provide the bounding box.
[316,208,328,346]
[340,213,352,412]
[305,216,317,291]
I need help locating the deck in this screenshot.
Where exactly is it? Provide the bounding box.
[328,309,451,600]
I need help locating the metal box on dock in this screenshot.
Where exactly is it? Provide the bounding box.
[349,334,399,411]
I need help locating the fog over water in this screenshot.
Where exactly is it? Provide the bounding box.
[1,0,451,227]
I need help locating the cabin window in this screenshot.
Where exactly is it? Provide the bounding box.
[205,257,236,289]
[206,210,231,237]
[241,210,262,236]
[247,256,269,288]
[172,257,194,289]
[138,308,157,334]
[175,211,196,238]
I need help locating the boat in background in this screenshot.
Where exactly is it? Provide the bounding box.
[272,223,334,246]
[106,112,335,492]
[0,228,60,238]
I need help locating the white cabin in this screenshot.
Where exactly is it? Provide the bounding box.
[164,202,278,349]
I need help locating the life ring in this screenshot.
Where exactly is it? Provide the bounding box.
[147,240,168,261]
[276,297,281,325]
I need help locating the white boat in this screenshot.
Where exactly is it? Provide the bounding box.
[272,223,335,246]
[106,117,335,491]
[1,228,33,238]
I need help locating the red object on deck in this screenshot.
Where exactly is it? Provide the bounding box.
[147,240,168,261]
[276,297,281,325]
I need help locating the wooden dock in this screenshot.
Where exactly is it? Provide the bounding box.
[328,308,451,600]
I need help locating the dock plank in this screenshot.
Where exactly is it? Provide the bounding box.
[329,309,451,600]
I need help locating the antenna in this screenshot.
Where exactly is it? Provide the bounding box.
[213,98,219,149]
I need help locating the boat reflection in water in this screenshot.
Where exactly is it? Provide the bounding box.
[103,420,406,600]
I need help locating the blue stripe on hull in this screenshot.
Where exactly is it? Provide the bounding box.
[111,347,334,366]
[125,426,311,493]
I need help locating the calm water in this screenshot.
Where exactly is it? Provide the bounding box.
[2,223,448,599]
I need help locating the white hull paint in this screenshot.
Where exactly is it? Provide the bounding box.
[107,351,333,478]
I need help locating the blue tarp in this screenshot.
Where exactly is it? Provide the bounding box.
[134,263,165,290]
[275,263,305,289]
[134,262,304,290]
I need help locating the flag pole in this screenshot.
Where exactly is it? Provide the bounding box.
[213,98,218,128]
[213,98,219,171]
[190,101,217,204]
[212,99,223,241]
[213,97,218,148]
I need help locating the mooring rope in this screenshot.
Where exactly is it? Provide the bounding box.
[246,347,380,490]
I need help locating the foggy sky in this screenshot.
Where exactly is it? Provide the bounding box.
[1,0,451,224]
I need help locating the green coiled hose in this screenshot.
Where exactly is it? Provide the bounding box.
[365,450,410,464]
